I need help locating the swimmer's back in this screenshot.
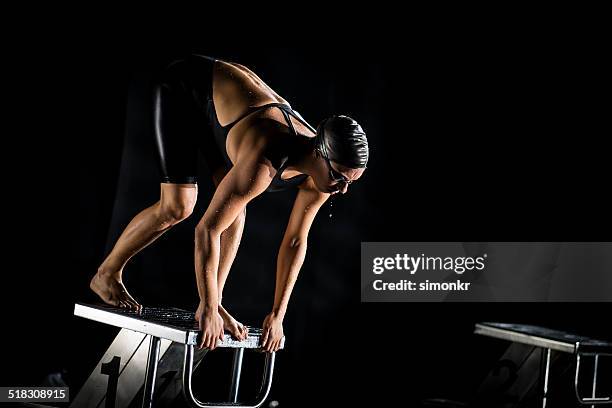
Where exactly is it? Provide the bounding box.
[211,58,290,127]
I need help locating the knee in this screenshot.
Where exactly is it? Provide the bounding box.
[159,196,196,225]
[194,208,245,240]
[194,220,219,247]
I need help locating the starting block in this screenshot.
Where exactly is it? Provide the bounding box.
[72,302,284,408]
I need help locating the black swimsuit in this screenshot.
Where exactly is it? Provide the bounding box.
[152,54,313,193]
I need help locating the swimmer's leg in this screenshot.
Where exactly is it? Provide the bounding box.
[217,208,247,340]
[217,206,246,302]
[203,167,248,340]
[90,183,198,310]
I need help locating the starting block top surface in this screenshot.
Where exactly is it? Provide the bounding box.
[475,322,612,355]
[74,302,284,349]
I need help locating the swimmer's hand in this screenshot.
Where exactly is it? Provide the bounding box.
[261,312,284,353]
[195,302,224,350]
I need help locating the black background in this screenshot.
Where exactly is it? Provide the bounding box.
[5,19,611,407]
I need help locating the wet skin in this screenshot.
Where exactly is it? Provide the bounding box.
[90,58,365,350]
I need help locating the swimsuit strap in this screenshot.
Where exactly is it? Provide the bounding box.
[224,103,317,136]
[285,108,317,134]
[222,102,292,130]
[278,106,298,136]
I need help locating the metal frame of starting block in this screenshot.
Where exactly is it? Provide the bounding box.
[73,303,284,408]
[475,322,612,407]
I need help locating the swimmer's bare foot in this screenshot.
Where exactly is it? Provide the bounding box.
[90,270,141,312]
[218,304,248,341]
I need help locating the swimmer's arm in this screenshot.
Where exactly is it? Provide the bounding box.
[195,155,273,308]
[271,178,330,319]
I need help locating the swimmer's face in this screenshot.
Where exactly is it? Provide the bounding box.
[313,152,366,195]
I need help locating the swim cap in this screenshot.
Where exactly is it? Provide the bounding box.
[315,115,369,168]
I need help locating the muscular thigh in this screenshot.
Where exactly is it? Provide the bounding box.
[160,183,198,208]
